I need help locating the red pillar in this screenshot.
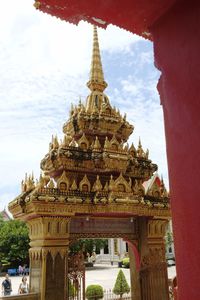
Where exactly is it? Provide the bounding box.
[151,1,200,299]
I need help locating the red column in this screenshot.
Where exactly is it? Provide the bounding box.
[151,1,200,299]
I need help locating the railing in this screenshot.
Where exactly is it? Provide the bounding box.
[86,290,131,300]
[169,279,174,300]
[104,290,131,300]
[0,293,38,300]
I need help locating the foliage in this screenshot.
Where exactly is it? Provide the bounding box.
[165,232,173,247]
[122,258,130,268]
[0,219,29,269]
[0,215,4,225]
[113,270,130,298]
[70,239,107,256]
[86,285,103,300]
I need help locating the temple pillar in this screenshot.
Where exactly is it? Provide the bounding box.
[139,218,169,300]
[28,217,70,300]
[110,238,115,262]
[100,247,104,255]
[150,1,200,298]
[128,241,141,300]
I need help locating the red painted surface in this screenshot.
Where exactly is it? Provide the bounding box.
[127,241,140,271]
[36,0,176,39]
[151,1,200,299]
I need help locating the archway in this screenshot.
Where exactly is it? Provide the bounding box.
[68,216,169,300]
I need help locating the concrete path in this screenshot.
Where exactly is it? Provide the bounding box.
[0,264,176,296]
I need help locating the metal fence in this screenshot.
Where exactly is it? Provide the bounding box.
[104,290,131,300]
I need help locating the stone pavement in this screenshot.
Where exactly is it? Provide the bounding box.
[0,264,176,296]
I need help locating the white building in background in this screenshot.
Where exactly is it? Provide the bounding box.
[166,221,175,259]
[96,238,128,264]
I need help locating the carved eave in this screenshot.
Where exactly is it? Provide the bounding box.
[63,111,134,143]
[9,193,171,222]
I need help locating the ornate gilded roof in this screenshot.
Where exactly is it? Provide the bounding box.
[9,26,170,219]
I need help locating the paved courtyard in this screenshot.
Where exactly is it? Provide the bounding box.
[0,264,176,296]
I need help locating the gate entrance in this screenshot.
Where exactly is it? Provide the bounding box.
[9,26,170,300]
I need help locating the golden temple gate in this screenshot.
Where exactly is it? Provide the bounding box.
[8,26,170,300]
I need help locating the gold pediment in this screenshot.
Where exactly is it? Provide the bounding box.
[57,171,70,191]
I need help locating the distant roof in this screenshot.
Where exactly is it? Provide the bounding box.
[143,173,161,193]
[0,209,11,221]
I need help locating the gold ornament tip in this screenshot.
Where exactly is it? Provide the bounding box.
[34,1,41,9]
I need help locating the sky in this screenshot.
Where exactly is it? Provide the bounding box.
[0,0,168,211]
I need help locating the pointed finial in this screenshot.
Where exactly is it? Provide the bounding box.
[48,179,55,189]
[70,103,74,116]
[139,137,142,147]
[93,136,101,150]
[70,179,78,191]
[87,26,107,92]
[52,135,59,149]
[146,148,149,159]
[137,137,144,157]
[104,136,110,149]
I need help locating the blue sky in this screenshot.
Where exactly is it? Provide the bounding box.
[0,0,168,211]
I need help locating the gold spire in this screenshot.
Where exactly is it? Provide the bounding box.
[87,26,107,92]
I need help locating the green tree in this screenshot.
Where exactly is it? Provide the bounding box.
[0,219,29,269]
[113,270,130,299]
[86,285,103,300]
[166,231,173,247]
[70,239,107,256]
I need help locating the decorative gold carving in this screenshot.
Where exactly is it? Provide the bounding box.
[86,25,107,93]
[104,136,110,150]
[93,136,101,150]
[69,138,77,147]
[21,173,35,192]
[33,0,41,9]
[28,216,70,241]
[137,138,145,158]
[29,247,68,261]
[61,134,72,147]
[70,179,78,191]
[92,175,103,192]
[57,171,70,191]
[79,175,91,192]
[129,143,136,157]
[109,175,115,191]
[78,133,89,150]
[103,182,109,192]
[70,233,137,241]
[110,135,119,151]
[113,173,132,193]
[141,247,166,268]
[148,219,168,238]
[52,135,59,149]
[47,179,55,189]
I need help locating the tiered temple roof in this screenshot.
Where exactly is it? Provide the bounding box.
[9,26,169,217]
